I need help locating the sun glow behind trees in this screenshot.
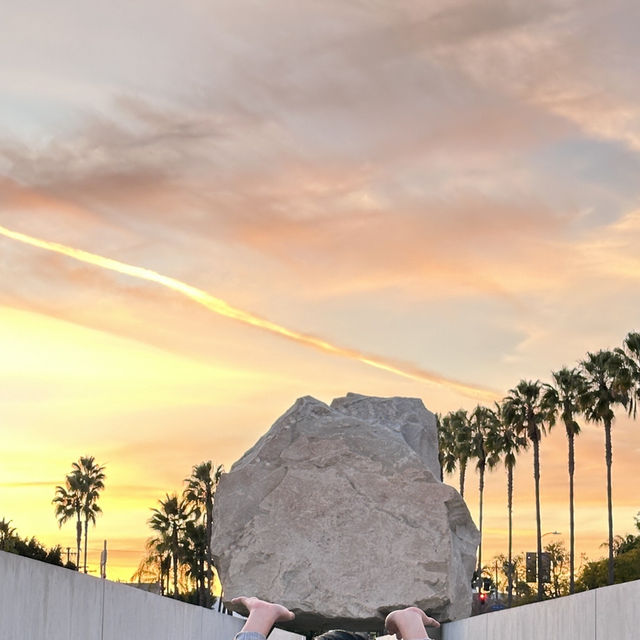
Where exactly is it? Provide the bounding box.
[1,298,639,582]
[2,0,640,588]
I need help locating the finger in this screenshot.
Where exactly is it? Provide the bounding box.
[230,597,250,611]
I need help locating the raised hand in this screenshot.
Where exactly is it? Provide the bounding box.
[385,606,440,640]
[232,596,295,636]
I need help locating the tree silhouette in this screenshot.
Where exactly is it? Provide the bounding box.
[53,475,83,570]
[580,349,633,585]
[180,521,209,604]
[621,331,640,416]
[446,409,472,498]
[0,518,16,550]
[70,456,106,573]
[134,537,173,595]
[502,379,554,601]
[438,413,459,483]
[468,404,501,577]
[491,403,528,606]
[183,461,223,606]
[544,367,585,593]
[149,493,189,597]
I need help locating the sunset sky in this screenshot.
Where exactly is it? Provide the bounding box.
[1,0,639,583]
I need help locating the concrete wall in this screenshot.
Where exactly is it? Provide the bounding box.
[2,551,639,640]
[0,551,301,640]
[442,579,640,640]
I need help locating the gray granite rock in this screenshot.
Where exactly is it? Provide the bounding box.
[211,394,479,634]
[330,393,441,480]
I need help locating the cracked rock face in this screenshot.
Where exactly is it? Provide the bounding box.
[211,393,479,633]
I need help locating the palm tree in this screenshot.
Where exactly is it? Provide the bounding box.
[543,367,585,593]
[453,409,473,498]
[491,406,528,607]
[0,518,16,550]
[149,493,189,597]
[437,414,457,483]
[53,475,83,569]
[443,409,472,497]
[621,331,640,415]
[502,379,554,601]
[183,461,223,606]
[580,349,634,585]
[131,545,168,594]
[70,456,106,573]
[180,521,209,604]
[468,405,501,578]
[604,533,640,557]
[142,535,173,595]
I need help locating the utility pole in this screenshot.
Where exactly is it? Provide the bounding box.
[64,547,79,567]
[100,540,107,579]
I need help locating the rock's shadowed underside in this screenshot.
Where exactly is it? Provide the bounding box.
[211,393,479,634]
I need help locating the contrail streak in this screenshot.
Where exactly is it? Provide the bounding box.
[0,224,497,400]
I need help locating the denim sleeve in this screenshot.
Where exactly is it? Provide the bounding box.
[234,632,267,640]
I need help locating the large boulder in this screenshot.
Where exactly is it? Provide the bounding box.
[211,394,479,633]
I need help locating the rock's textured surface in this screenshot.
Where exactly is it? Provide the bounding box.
[330,393,441,480]
[211,394,479,633]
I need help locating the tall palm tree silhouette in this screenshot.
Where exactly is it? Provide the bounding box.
[580,350,633,585]
[149,493,189,597]
[438,413,459,483]
[70,456,106,573]
[492,403,528,606]
[468,404,501,577]
[448,409,472,498]
[621,332,640,415]
[502,379,554,601]
[544,367,585,593]
[53,474,83,569]
[183,461,223,605]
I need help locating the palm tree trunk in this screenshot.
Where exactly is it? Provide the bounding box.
[205,564,212,608]
[477,465,485,576]
[507,464,514,607]
[568,431,575,593]
[459,460,466,498]
[533,437,543,601]
[604,418,614,585]
[206,493,213,608]
[201,558,206,606]
[83,518,89,573]
[198,558,207,607]
[173,551,178,597]
[75,516,82,572]
[172,530,179,597]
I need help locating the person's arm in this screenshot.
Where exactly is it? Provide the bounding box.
[385,607,440,640]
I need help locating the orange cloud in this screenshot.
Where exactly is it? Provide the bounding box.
[0,223,496,400]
